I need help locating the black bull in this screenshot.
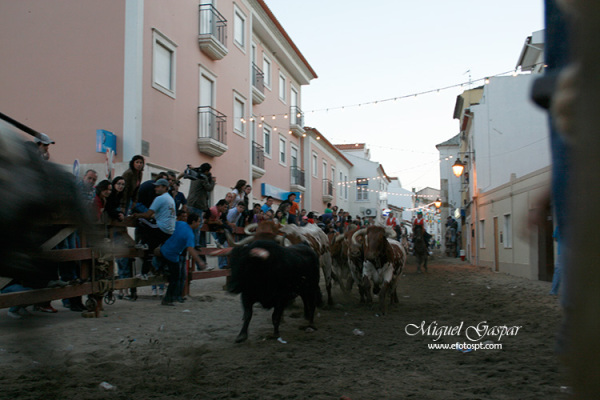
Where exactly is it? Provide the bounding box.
[0,126,90,281]
[227,240,322,343]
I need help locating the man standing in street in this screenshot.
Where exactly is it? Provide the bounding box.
[153,212,206,306]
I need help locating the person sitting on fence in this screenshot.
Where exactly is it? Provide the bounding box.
[153,212,206,306]
[132,178,176,279]
[136,172,168,213]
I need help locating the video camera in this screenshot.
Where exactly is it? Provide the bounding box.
[183,164,212,181]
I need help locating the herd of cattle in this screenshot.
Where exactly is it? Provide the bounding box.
[226,221,409,343]
[0,120,409,343]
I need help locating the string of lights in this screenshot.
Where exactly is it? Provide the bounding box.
[240,63,545,125]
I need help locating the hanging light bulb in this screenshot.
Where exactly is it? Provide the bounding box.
[284,114,288,119]
[272,115,276,120]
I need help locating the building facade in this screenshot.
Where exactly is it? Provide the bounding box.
[0,0,323,209]
[450,33,553,280]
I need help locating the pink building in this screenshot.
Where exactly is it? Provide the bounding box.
[0,0,325,209]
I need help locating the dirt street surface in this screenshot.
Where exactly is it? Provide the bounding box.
[0,256,567,400]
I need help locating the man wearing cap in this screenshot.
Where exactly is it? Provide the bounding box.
[133,178,176,278]
[34,133,55,161]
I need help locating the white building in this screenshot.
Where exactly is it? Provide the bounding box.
[335,144,391,222]
[453,30,553,280]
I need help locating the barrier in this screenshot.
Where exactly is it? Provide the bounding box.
[0,221,243,313]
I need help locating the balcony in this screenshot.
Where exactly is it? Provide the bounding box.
[289,106,305,137]
[251,141,265,179]
[322,179,333,202]
[198,4,228,60]
[290,166,306,192]
[252,63,265,104]
[197,106,228,157]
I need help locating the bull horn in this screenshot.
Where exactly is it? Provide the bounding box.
[385,226,396,239]
[351,228,367,245]
[224,230,236,247]
[244,223,258,235]
[334,233,345,243]
[232,235,255,247]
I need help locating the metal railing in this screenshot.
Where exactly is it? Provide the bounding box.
[198,3,227,46]
[252,63,264,93]
[290,106,304,127]
[322,179,333,196]
[252,141,264,169]
[198,106,227,144]
[291,166,305,187]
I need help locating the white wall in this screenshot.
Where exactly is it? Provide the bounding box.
[471,75,551,193]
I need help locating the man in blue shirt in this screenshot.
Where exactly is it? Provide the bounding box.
[261,196,274,214]
[154,212,206,306]
[133,178,176,278]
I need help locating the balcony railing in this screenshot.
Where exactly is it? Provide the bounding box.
[252,63,264,93]
[290,106,304,126]
[251,141,265,179]
[252,63,266,104]
[198,4,228,60]
[197,106,227,156]
[289,106,305,136]
[290,166,305,188]
[252,141,264,169]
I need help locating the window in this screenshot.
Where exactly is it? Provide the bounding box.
[322,161,327,181]
[312,153,318,178]
[339,172,343,198]
[291,145,298,167]
[344,175,348,199]
[263,124,272,157]
[331,167,336,186]
[356,177,369,201]
[152,29,177,98]
[263,55,272,88]
[279,136,287,165]
[479,220,485,248]
[503,214,512,248]
[233,96,246,135]
[233,6,245,49]
[279,73,286,102]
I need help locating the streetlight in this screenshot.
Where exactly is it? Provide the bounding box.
[434,198,442,209]
[452,158,465,177]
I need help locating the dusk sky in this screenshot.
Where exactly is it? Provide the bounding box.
[265,1,545,190]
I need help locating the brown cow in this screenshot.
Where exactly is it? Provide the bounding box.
[352,225,406,313]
